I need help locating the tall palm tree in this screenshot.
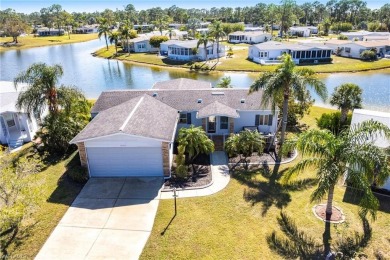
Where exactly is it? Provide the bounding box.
[119,24,132,54]
[196,32,215,61]
[14,63,85,116]
[209,20,226,61]
[98,18,111,50]
[283,120,390,253]
[330,83,363,126]
[165,28,176,39]
[249,54,327,160]
[109,31,120,55]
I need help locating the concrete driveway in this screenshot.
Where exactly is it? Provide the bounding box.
[36,177,163,260]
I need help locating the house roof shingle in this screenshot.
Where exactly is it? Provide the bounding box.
[71,94,178,143]
[197,101,239,119]
[91,88,267,115]
[152,78,212,90]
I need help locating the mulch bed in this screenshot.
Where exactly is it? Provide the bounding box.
[228,150,296,165]
[163,153,212,190]
[313,204,345,223]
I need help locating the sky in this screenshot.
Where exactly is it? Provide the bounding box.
[1,0,388,14]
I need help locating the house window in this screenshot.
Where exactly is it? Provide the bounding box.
[220,116,228,129]
[259,51,268,58]
[138,43,146,49]
[255,115,273,126]
[7,118,15,127]
[345,47,351,53]
[179,113,191,124]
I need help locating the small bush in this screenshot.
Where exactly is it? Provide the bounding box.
[337,34,348,40]
[360,50,377,61]
[67,154,89,183]
[316,111,352,135]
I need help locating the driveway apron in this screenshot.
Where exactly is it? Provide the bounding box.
[36,177,162,260]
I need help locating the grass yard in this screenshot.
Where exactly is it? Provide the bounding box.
[141,107,390,259]
[94,45,390,73]
[6,147,84,259]
[0,33,99,52]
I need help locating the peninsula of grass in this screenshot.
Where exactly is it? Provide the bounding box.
[141,106,390,259]
[0,33,99,52]
[94,45,390,73]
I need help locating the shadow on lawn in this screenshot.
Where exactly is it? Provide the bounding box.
[267,211,372,259]
[342,186,390,214]
[47,153,85,206]
[233,163,317,216]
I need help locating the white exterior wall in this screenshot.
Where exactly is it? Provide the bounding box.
[234,110,278,134]
[351,109,390,190]
[249,46,288,64]
[133,41,153,53]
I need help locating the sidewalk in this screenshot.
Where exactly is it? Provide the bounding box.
[160,151,230,199]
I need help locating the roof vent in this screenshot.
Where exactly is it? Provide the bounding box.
[197,99,203,103]
[240,99,245,103]
[152,92,158,97]
[211,91,224,95]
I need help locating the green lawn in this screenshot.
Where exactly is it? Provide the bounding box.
[94,45,390,73]
[6,147,84,259]
[141,107,390,259]
[0,33,99,52]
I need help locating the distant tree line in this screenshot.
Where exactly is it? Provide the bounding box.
[1,1,390,42]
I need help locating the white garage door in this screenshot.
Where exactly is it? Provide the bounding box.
[87,147,163,177]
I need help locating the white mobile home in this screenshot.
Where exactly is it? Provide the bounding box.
[351,109,390,190]
[325,39,390,59]
[160,40,225,61]
[228,31,271,44]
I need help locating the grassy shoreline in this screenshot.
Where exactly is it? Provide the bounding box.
[0,33,99,52]
[94,45,390,74]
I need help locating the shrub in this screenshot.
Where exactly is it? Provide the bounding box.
[337,34,348,40]
[316,111,352,135]
[360,50,377,61]
[67,164,89,183]
[175,145,188,179]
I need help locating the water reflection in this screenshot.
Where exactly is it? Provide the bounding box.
[0,39,389,111]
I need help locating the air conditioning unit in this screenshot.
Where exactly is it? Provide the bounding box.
[314,60,319,64]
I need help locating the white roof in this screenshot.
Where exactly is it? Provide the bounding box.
[0,81,28,113]
[351,109,390,148]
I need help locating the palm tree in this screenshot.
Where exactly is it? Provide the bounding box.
[109,31,120,55]
[209,20,226,61]
[217,76,232,88]
[119,24,132,54]
[330,83,363,126]
[14,63,85,116]
[165,28,176,39]
[178,125,214,176]
[196,32,215,61]
[283,120,390,253]
[98,18,111,50]
[249,54,327,160]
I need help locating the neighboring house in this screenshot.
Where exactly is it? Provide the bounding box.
[248,41,332,65]
[325,39,390,59]
[133,24,154,32]
[71,78,279,178]
[350,109,390,190]
[244,27,265,32]
[74,24,98,34]
[196,28,209,35]
[228,31,271,44]
[169,23,184,29]
[127,36,157,53]
[363,35,390,41]
[0,81,40,151]
[339,30,390,41]
[160,40,225,61]
[289,27,310,37]
[37,28,64,36]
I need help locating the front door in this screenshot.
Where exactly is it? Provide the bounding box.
[207,116,216,133]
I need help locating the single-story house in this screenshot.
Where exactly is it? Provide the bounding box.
[71,78,279,178]
[363,35,390,41]
[74,25,98,34]
[196,28,209,35]
[248,41,332,65]
[244,27,265,32]
[0,81,40,151]
[133,24,154,31]
[228,31,271,44]
[160,40,225,61]
[169,23,184,29]
[289,26,318,37]
[37,28,64,36]
[325,39,390,59]
[339,31,390,41]
[350,109,390,190]
[126,36,157,53]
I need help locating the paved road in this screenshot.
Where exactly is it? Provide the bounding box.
[36,177,162,260]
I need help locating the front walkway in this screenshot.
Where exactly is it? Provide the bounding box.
[36,177,162,260]
[160,151,230,199]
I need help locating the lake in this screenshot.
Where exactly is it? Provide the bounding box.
[1,39,389,112]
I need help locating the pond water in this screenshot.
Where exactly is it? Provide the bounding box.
[1,39,389,112]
